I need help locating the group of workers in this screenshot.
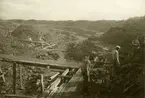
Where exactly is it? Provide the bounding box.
[81,45,121,95]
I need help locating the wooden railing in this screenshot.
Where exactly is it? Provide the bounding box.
[0,54,79,98]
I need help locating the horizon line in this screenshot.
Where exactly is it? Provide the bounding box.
[1,15,145,21]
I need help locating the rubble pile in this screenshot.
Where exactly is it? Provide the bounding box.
[35,51,60,60]
[24,67,45,95]
[90,68,109,84]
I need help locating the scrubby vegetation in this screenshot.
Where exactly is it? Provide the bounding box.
[65,39,103,62]
[100,16,145,51]
[0,16,144,97]
[64,16,144,98]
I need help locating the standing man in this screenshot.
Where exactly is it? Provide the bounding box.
[112,45,121,77]
[81,55,92,95]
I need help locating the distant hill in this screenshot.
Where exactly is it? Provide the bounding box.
[8,19,122,31]
[10,19,123,42]
[11,24,78,43]
[100,16,145,48]
[0,20,20,36]
[7,19,124,37]
[11,24,40,41]
[1,16,144,55]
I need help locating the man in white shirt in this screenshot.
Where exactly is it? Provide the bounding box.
[112,45,121,76]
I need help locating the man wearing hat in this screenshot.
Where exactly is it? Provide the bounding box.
[112,45,121,77]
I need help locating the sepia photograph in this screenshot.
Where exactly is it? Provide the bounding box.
[0,0,144,98]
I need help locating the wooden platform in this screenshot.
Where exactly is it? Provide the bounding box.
[49,68,83,98]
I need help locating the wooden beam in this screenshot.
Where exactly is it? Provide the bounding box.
[123,82,136,93]
[58,75,72,78]
[13,62,17,94]
[53,83,67,97]
[49,69,69,89]
[130,86,142,95]
[40,74,44,95]
[44,69,69,96]
[0,74,5,82]
[54,68,83,97]
[49,72,60,81]
[61,69,69,76]
[49,87,58,97]
[44,72,59,77]
[19,64,23,89]
[50,68,83,97]
[50,68,64,72]
[0,54,79,69]
[0,67,5,83]
[63,69,82,92]
[4,94,33,98]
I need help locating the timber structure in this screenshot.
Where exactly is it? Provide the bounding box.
[0,54,81,98]
[0,53,144,98]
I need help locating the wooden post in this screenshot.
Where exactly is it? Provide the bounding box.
[0,67,5,83]
[13,62,17,94]
[19,64,23,89]
[46,66,50,72]
[0,74,5,83]
[40,74,44,95]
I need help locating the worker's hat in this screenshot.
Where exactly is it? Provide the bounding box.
[116,45,121,49]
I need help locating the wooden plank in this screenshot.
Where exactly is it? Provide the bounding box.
[49,72,60,81]
[130,86,142,95]
[57,83,66,93]
[44,71,60,82]
[44,69,69,97]
[48,69,69,90]
[13,63,17,94]
[65,69,83,93]
[0,74,5,82]
[4,94,34,98]
[49,87,58,97]
[40,74,44,95]
[44,71,59,77]
[58,75,72,78]
[0,67,5,83]
[19,64,23,89]
[50,68,82,98]
[47,74,81,79]
[56,68,83,97]
[50,68,64,72]
[0,54,79,69]
[53,83,67,97]
[61,69,69,76]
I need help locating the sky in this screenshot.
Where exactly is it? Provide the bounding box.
[0,0,145,20]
